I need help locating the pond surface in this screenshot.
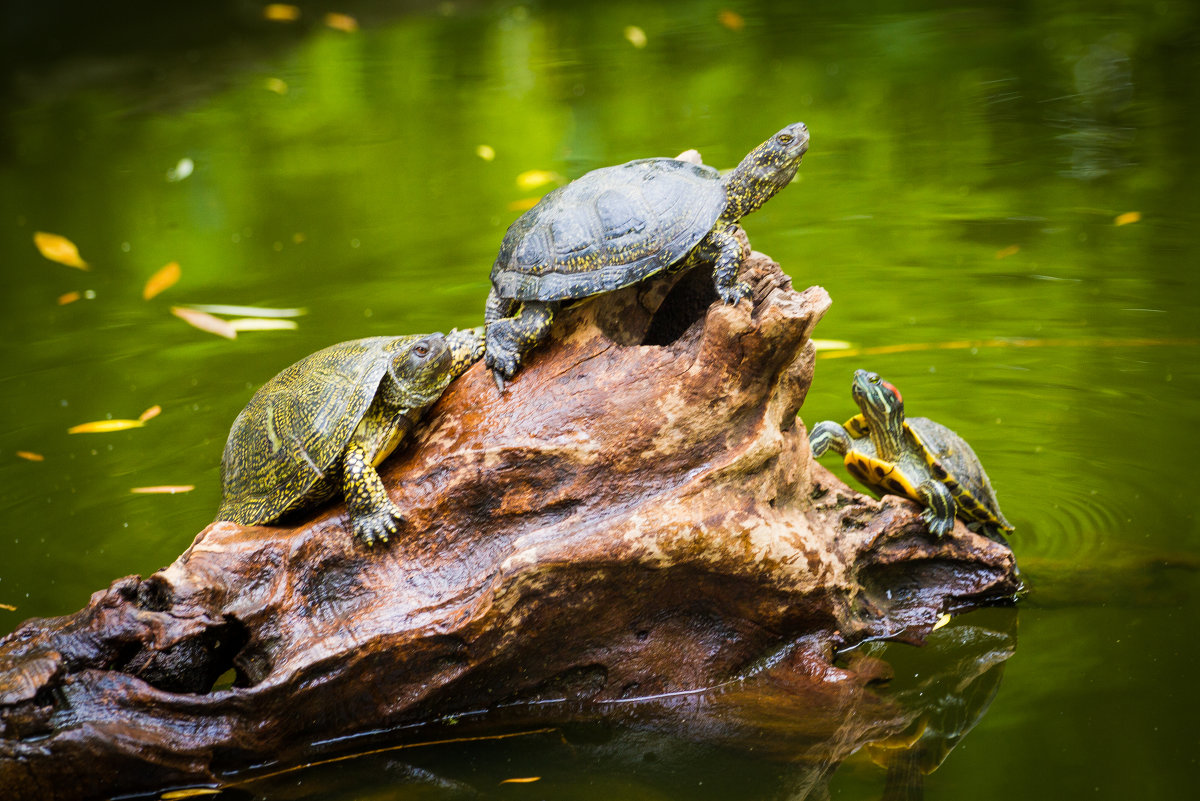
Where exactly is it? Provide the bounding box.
[2,1,1198,798]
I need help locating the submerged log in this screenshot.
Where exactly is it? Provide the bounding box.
[0,253,1019,800]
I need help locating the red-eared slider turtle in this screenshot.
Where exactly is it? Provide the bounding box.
[217,328,484,545]
[484,122,809,388]
[809,369,1013,540]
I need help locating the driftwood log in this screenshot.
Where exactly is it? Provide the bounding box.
[0,253,1019,800]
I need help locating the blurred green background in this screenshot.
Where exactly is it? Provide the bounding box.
[1,1,1198,798]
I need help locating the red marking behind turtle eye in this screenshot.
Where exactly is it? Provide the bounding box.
[881,380,902,404]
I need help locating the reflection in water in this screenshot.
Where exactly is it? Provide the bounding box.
[856,616,1013,800]
[202,612,1016,801]
[1057,36,1135,180]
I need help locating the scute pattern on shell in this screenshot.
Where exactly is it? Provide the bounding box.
[217,336,417,525]
[490,158,727,302]
[907,417,1012,530]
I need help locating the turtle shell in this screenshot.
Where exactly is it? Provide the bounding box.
[490,158,727,302]
[907,417,1012,532]
[842,414,1012,532]
[217,336,417,526]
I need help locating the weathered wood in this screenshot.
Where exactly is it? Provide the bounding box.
[0,254,1018,800]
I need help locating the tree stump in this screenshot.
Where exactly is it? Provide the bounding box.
[0,253,1019,800]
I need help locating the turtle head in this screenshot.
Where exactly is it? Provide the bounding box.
[851,369,906,443]
[721,122,809,221]
[385,328,484,410]
[388,334,450,401]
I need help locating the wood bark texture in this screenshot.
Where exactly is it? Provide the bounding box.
[0,253,1019,800]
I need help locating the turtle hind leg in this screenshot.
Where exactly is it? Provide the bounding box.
[973,521,1014,548]
[341,443,403,546]
[809,421,851,457]
[484,299,555,389]
[916,480,956,538]
[704,222,751,305]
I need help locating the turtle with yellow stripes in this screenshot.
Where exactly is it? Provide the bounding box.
[809,369,1013,540]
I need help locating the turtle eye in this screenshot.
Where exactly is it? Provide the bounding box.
[868,374,880,385]
[778,133,793,144]
[414,344,429,358]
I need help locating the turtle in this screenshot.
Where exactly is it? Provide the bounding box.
[217,327,484,545]
[484,121,810,388]
[808,369,1013,540]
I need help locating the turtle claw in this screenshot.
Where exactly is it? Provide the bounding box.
[483,345,518,394]
[919,508,954,539]
[718,281,752,306]
[352,505,403,547]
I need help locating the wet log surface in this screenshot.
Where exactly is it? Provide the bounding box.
[0,253,1019,800]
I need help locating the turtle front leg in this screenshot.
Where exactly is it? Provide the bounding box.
[916,479,956,539]
[705,222,752,305]
[341,442,403,546]
[809,421,852,457]
[484,298,555,391]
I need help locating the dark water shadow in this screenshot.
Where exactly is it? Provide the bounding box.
[165,608,1016,801]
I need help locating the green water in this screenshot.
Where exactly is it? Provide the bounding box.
[2,1,1198,798]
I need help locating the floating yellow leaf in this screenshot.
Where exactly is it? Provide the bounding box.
[172,307,238,339]
[263,4,300,21]
[995,244,1020,259]
[507,197,542,212]
[265,77,288,95]
[624,25,647,48]
[500,777,541,784]
[160,789,222,799]
[130,485,195,495]
[34,231,89,270]
[68,419,146,434]
[1115,211,1141,226]
[143,262,181,300]
[16,451,45,462]
[325,12,358,32]
[932,613,953,631]
[57,291,81,305]
[476,144,496,161]
[139,405,162,422]
[0,603,16,612]
[182,303,306,318]
[228,318,299,332]
[718,10,745,31]
[516,170,561,191]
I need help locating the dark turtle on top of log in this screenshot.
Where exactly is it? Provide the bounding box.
[217,327,484,545]
[483,121,809,388]
[809,369,1014,540]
